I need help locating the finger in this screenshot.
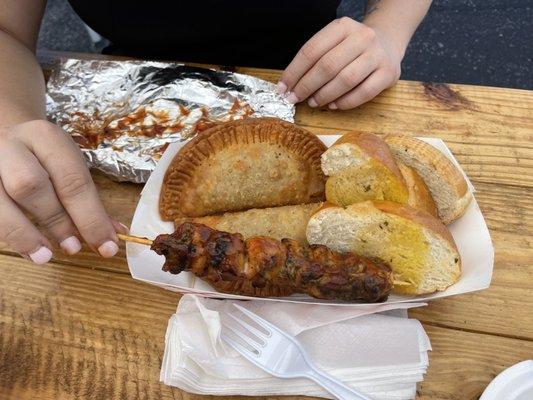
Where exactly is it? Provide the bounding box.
[0,140,81,255]
[111,218,129,234]
[291,37,367,104]
[19,121,119,258]
[330,69,394,110]
[0,180,53,264]
[279,17,355,96]
[310,52,377,107]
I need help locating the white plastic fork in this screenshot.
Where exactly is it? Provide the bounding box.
[221,304,372,400]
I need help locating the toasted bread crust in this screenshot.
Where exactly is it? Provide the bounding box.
[397,162,438,217]
[453,191,474,221]
[384,134,468,196]
[307,200,461,294]
[160,118,327,219]
[323,132,409,207]
[333,132,406,185]
[384,134,471,224]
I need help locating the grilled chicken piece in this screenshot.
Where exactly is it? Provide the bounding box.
[151,222,393,302]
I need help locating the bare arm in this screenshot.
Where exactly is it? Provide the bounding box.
[0,0,47,124]
[363,0,432,61]
[278,0,432,110]
[0,0,124,264]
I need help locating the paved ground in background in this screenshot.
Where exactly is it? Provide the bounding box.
[38,0,532,90]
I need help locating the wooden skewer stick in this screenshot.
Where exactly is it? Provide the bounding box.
[117,233,410,286]
[117,233,153,246]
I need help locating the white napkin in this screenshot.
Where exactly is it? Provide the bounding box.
[160,295,431,399]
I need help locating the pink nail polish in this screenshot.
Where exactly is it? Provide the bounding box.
[29,246,53,265]
[276,81,287,94]
[329,102,338,110]
[98,240,119,258]
[60,236,82,255]
[287,92,299,104]
[308,97,318,108]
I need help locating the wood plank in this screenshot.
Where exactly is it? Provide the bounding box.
[0,50,524,399]
[409,184,533,337]
[410,257,533,340]
[239,67,533,187]
[39,51,533,188]
[1,254,532,400]
[0,254,316,400]
[0,180,531,339]
[417,325,533,400]
[0,254,179,400]
[293,86,533,188]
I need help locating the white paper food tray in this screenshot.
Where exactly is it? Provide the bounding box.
[125,135,494,307]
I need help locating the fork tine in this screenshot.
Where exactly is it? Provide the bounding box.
[222,321,262,355]
[232,304,273,334]
[221,333,259,360]
[227,313,268,342]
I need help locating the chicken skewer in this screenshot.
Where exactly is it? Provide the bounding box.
[118,232,409,285]
[119,222,400,302]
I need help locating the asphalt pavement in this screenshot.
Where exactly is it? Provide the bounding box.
[37,0,532,89]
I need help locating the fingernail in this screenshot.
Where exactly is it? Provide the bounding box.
[29,246,53,265]
[329,102,338,110]
[276,81,287,94]
[60,236,82,255]
[98,240,119,258]
[308,97,318,108]
[110,218,130,234]
[287,92,299,104]
[119,222,129,233]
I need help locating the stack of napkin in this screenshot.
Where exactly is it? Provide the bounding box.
[160,295,431,399]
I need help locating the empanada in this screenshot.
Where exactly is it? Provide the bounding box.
[160,118,326,219]
[174,203,323,244]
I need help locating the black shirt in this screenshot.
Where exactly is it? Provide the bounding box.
[68,0,341,68]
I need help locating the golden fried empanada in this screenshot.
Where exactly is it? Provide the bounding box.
[160,118,326,219]
[174,203,323,244]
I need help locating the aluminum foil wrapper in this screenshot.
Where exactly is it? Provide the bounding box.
[46,58,295,183]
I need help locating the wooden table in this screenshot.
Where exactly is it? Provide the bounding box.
[0,51,532,400]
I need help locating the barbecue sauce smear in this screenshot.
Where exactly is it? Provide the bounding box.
[67,98,254,151]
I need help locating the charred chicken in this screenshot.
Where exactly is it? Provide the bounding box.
[151,222,393,302]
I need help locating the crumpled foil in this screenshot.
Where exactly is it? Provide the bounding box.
[46,59,295,183]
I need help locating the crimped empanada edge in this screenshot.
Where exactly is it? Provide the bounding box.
[160,117,327,220]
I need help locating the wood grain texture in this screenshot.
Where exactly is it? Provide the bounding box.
[238,65,533,188]
[2,256,533,400]
[0,52,531,399]
[0,255,178,400]
[292,87,533,188]
[410,181,533,339]
[37,52,533,190]
[0,256,318,400]
[2,180,530,340]
[418,326,533,400]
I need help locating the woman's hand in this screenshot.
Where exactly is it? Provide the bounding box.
[0,119,124,264]
[278,17,403,110]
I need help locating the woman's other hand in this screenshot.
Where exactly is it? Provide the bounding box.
[278,17,403,110]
